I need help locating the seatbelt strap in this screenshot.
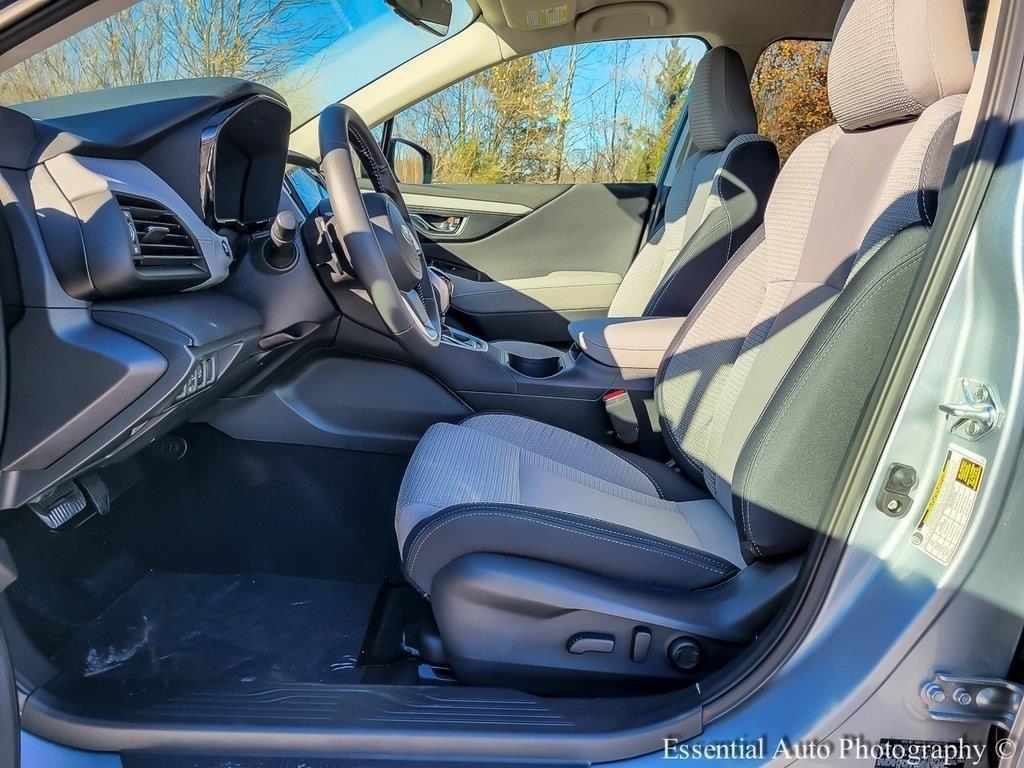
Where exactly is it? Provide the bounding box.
[645,105,694,241]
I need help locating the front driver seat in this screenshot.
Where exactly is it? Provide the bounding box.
[449,45,778,338]
[396,0,973,691]
[606,45,779,319]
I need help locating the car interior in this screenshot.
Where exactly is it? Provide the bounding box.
[0,0,997,756]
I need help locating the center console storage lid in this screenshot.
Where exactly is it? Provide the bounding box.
[569,316,687,370]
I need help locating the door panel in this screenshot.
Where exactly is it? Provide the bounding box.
[402,183,569,244]
[403,182,655,343]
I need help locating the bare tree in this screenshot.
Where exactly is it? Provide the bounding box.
[0,0,336,104]
[550,44,578,183]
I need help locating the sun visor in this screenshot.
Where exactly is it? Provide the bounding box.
[500,0,578,30]
[575,2,669,34]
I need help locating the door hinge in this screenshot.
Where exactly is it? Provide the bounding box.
[921,673,1022,729]
[939,378,1001,441]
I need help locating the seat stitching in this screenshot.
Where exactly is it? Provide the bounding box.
[714,148,736,315]
[615,456,667,499]
[740,253,925,550]
[631,152,706,316]
[407,512,731,586]
[926,0,944,100]
[349,130,387,190]
[918,112,961,227]
[602,454,667,501]
[654,225,769,471]
[738,249,927,553]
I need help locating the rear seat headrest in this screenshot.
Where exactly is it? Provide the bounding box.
[828,0,974,131]
[688,46,759,152]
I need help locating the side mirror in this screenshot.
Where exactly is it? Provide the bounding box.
[387,138,434,185]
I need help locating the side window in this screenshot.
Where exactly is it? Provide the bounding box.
[390,37,708,185]
[750,40,836,165]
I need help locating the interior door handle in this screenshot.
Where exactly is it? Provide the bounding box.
[411,213,463,236]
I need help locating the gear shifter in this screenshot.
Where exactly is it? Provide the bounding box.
[427,266,487,351]
[428,266,452,318]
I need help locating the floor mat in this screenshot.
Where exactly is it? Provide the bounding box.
[107,425,410,585]
[53,572,380,685]
[0,425,410,660]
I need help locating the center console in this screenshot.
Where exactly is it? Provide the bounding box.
[567,316,688,370]
[208,267,688,458]
[425,311,686,448]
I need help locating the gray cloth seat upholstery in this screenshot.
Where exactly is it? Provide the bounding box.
[607,45,779,319]
[395,0,974,680]
[397,413,742,595]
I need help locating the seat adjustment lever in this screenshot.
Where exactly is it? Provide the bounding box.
[567,632,615,654]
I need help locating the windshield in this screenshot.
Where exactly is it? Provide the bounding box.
[0,0,473,128]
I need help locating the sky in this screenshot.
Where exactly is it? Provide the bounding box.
[270,1,706,130]
[547,36,708,134]
[271,0,476,127]
[2,0,705,136]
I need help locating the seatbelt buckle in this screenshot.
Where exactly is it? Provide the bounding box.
[603,389,640,445]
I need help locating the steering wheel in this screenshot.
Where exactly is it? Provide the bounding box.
[318,103,441,352]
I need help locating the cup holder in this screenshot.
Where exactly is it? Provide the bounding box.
[505,351,564,379]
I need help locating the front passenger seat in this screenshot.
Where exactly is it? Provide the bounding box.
[395,0,973,691]
[607,45,779,319]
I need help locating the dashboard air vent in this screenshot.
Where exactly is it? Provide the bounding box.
[115,194,208,277]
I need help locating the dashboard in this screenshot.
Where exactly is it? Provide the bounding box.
[0,78,337,511]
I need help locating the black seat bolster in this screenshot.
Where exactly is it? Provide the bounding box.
[609,446,710,502]
[644,137,780,318]
[402,502,739,598]
[732,225,932,563]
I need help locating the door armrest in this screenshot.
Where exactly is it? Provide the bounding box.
[569,316,687,370]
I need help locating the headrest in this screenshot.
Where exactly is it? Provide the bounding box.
[828,0,973,131]
[688,46,758,152]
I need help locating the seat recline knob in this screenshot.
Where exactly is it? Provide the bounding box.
[668,637,702,670]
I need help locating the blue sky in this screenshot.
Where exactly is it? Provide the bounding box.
[273,0,475,127]
[274,0,706,129]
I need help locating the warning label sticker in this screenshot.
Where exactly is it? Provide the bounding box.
[911,444,986,565]
[525,4,569,28]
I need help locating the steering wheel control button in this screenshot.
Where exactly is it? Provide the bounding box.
[567,632,615,655]
[631,627,652,663]
[668,637,702,670]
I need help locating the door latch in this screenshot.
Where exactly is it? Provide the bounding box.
[939,378,1000,441]
[921,673,1023,729]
